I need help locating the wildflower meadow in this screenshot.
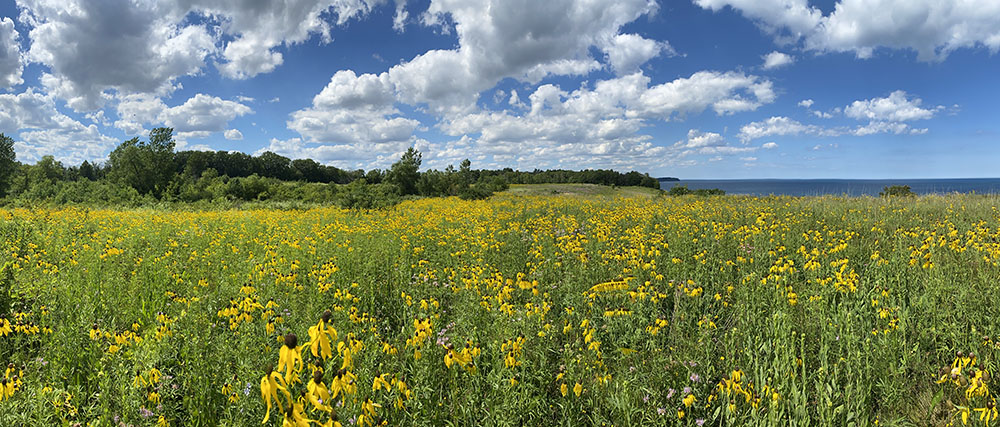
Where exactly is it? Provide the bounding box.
[1,192,998,426]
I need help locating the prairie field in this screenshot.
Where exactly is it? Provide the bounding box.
[1,191,999,426]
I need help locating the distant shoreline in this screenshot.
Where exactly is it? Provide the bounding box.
[657,178,1000,196]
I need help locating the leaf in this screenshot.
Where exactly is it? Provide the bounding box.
[927,388,945,421]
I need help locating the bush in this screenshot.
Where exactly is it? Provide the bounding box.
[668,185,725,196]
[335,180,401,210]
[880,185,915,197]
[668,184,692,196]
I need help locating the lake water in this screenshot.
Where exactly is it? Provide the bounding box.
[658,178,1000,197]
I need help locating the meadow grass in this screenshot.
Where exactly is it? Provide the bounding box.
[1,191,998,426]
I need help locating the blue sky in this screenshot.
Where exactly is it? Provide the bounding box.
[1,0,998,178]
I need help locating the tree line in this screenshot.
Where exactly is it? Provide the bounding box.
[0,129,660,208]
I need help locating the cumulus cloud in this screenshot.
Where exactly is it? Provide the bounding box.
[0,89,117,163]
[672,129,755,157]
[695,0,822,39]
[287,70,421,158]
[738,116,826,142]
[762,51,794,69]
[224,129,244,140]
[15,0,393,110]
[603,33,675,74]
[695,0,1000,61]
[762,141,778,149]
[797,99,813,108]
[116,93,252,137]
[388,0,660,112]
[22,0,216,111]
[426,70,772,169]
[852,121,926,136]
[186,0,387,79]
[0,17,23,88]
[844,90,942,122]
[256,136,419,169]
[281,65,773,168]
[739,108,932,142]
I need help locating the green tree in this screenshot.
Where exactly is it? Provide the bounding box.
[0,133,16,198]
[107,127,176,196]
[387,147,422,196]
[880,185,915,197]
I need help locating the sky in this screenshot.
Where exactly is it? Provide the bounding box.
[0,0,998,179]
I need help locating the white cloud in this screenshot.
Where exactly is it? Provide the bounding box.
[256,136,416,169]
[388,0,660,112]
[0,17,23,88]
[762,51,794,69]
[0,89,117,164]
[852,121,925,136]
[15,0,395,110]
[288,70,420,147]
[194,0,388,79]
[224,129,244,140]
[738,116,825,142]
[797,99,813,108]
[603,33,675,74]
[637,71,775,117]
[695,0,1000,61]
[22,0,216,111]
[287,65,774,168]
[844,90,941,122]
[393,0,409,32]
[676,129,725,149]
[115,93,252,136]
[762,142,778,149]
[813,110,833,119]
[740,109,933,142]
[695,0,822,39]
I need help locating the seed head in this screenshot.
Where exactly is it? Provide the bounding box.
[284,333,298,348]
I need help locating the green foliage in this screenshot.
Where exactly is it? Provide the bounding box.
[0,140,655,207]
[668,184,725,196]
[880,185,916,197]
[668,184,692,195]
[335,179,401,209]
[107,128,176,196]
[387,147,422,196]
[0,133,15,198]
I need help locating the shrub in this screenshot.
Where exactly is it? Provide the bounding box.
[880,185,915,197]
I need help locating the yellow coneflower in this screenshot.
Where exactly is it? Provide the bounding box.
[683,394,696,407]
[133,370,146,388]
[372,374,392,392]
[282,395,311,427]
[358,398,382,427]
[307,311,337,360]
[560,383,568,397]
[307,371,332,412]
[573,382,583,397]
[394,379,411,409]
[278,333,303,383]
[261,365,291,424]
[0,318,11,337]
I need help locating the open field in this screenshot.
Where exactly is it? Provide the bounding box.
[2,191,999,426]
